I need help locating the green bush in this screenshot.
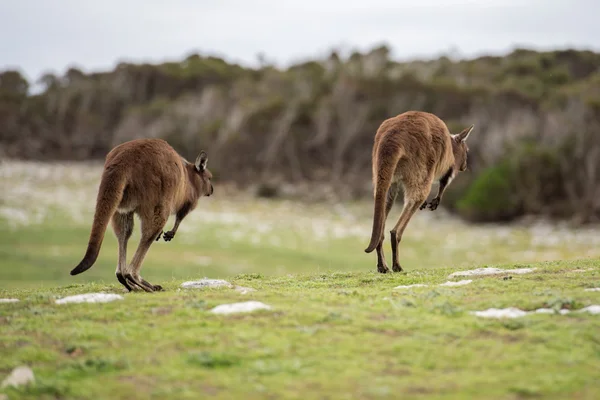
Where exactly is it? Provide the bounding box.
[454,141,567,222]
[456,160,522,222]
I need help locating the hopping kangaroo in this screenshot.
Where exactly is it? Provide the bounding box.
[364,111,473,273]
[70,138,214,292]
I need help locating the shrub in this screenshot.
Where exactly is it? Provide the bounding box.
[455,141,567,222]
[456,160,522,222]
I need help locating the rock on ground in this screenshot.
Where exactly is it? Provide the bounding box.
[439,280,472,287]
[393,284,428,289]
[394,280,473,289]
[580,305,600,315]
[534,308,571,315]
[210,301,272,315]
[180,279,256,294]
[471,307,529,319]
[472,304,600,318]
[55,293,123,304]
[2,366,35,388]
[448,267,536,279]
[0,298,19,303]
[585,288,600,292]
[181,279,233,289]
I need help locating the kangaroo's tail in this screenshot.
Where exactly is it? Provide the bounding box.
[70,169,126,276]
[364,142,403,253]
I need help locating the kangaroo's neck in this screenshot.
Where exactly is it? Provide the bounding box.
[178,164,200,208]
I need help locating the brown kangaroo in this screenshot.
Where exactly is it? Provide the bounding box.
[70,138,214,292]
[364,111,473,273]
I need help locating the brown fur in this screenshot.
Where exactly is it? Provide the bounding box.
[364,111,473,273]
[70,138,214,292]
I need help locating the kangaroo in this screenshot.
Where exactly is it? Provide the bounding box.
[364,111,473,273]
[70,138,214,292]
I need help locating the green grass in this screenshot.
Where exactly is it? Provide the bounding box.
[1,261,600,399]
[2,161,600,398]
[4,161,600,288]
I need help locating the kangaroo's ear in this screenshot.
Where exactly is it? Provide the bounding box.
[455,124,474,142]
[195,151,208,172]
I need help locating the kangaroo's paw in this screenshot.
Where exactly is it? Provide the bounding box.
[163,230,175,242]
[419,201,429,210]
[428,198,440,211]
[155,231,163,241]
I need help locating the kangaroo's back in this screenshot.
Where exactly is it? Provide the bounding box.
[105,139,188,214]
[373,111,454,186]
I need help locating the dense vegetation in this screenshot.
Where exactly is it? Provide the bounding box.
[1,46,600,223]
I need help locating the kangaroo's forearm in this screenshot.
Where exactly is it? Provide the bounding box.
[435,167,455,200]
[162,202,193,242]
[170,218,183,235]
[171,202,193,233]
[425,167,455,211]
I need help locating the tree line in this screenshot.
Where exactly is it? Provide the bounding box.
[1,46,599,223]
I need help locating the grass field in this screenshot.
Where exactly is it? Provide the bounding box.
[3,160,600,289]
[2,262,600,399]
[1,160,600,399]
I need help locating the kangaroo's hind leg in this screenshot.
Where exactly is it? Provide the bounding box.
[111,211,135,291]
[124,205,168,292]
[390,181,431,272]
[376,182,400,273]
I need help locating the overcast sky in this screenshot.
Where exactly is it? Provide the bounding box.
[1,0,599,82]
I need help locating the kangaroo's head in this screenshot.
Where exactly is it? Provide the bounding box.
[451,124,474,172]
[191,150,214,197]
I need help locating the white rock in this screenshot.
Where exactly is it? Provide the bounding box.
[181,279,232,289]
[471,307,528,319]
[535,308,570,315]
[55,293,123,304]
[473,305,600,318]
[534,308,555,314]
[584,288,600,292]
[578,305,600,315]
[0,298,19,303]
[439,280,472,287]
[2,366,35,388]
[449,267,536,278]
[393,284,428,289]
[210,301,272,315]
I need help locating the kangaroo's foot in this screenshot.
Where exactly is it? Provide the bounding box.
[162,230,175,242]
[392,263,404,273]
[428,197,440,211]
[142,278,163,292]
[124,273,156,292]
[116,272,134,292]
[377,263,390,274]
[419,201,428,210]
